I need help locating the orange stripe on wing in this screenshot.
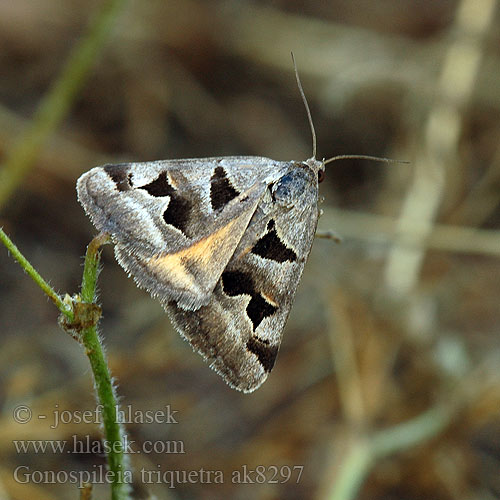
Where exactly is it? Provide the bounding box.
[146,217,240,290]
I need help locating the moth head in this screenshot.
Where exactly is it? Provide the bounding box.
[302,157,325,184]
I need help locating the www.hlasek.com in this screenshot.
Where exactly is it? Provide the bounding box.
[14,464,304,488]
[13,434,185,456]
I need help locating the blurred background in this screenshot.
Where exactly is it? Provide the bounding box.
[1,0,500,499]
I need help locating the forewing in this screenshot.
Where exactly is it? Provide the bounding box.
[167,163,320,392]
[77,157,280,309]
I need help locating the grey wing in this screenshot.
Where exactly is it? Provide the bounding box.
[167,180,320,392]
[76,157,282,310]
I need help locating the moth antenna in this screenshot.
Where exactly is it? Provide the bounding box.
[323,154,410,166]
[291,52,317,159]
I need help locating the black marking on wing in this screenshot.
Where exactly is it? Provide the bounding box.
[141,171,191,233]
[210,166,239,211]
[221,270,278,331]
[141,171,174,197]
[246,337,278,372]
[251,219,297,263]
[162,197,191,233]
[104,164,132,192]
[221,270,254,296]
[247,294,278,330]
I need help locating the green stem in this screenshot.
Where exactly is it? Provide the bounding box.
[328,404,455,500]
[80,234,131,500]
[81,233,111,303]
[1,228,130,499]
[0,0,128,208]
[370,404,453,457]
[0,227,72,319]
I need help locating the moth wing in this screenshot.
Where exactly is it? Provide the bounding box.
[77,158,274,310]
[167,164,320,392]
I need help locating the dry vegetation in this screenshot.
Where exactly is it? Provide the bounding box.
[1,0,500,499]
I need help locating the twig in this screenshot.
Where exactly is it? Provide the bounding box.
[327,403,455,500]
[316,229,343,243]
[383,0,497,295]
[320,207,500,258]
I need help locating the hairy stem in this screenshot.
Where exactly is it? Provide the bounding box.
[0,228,72,319]
[80,234,131,500]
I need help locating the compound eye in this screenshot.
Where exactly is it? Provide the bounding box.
[318,169,325,183]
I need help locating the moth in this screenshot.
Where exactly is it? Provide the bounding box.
[77,57,338,392]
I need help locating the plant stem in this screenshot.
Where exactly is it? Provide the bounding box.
[80,234,131,500]
[328,403,455,500]
[1,228,130,499]
[0,227,72,319]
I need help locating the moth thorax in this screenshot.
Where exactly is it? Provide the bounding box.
[272,167,314,206]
